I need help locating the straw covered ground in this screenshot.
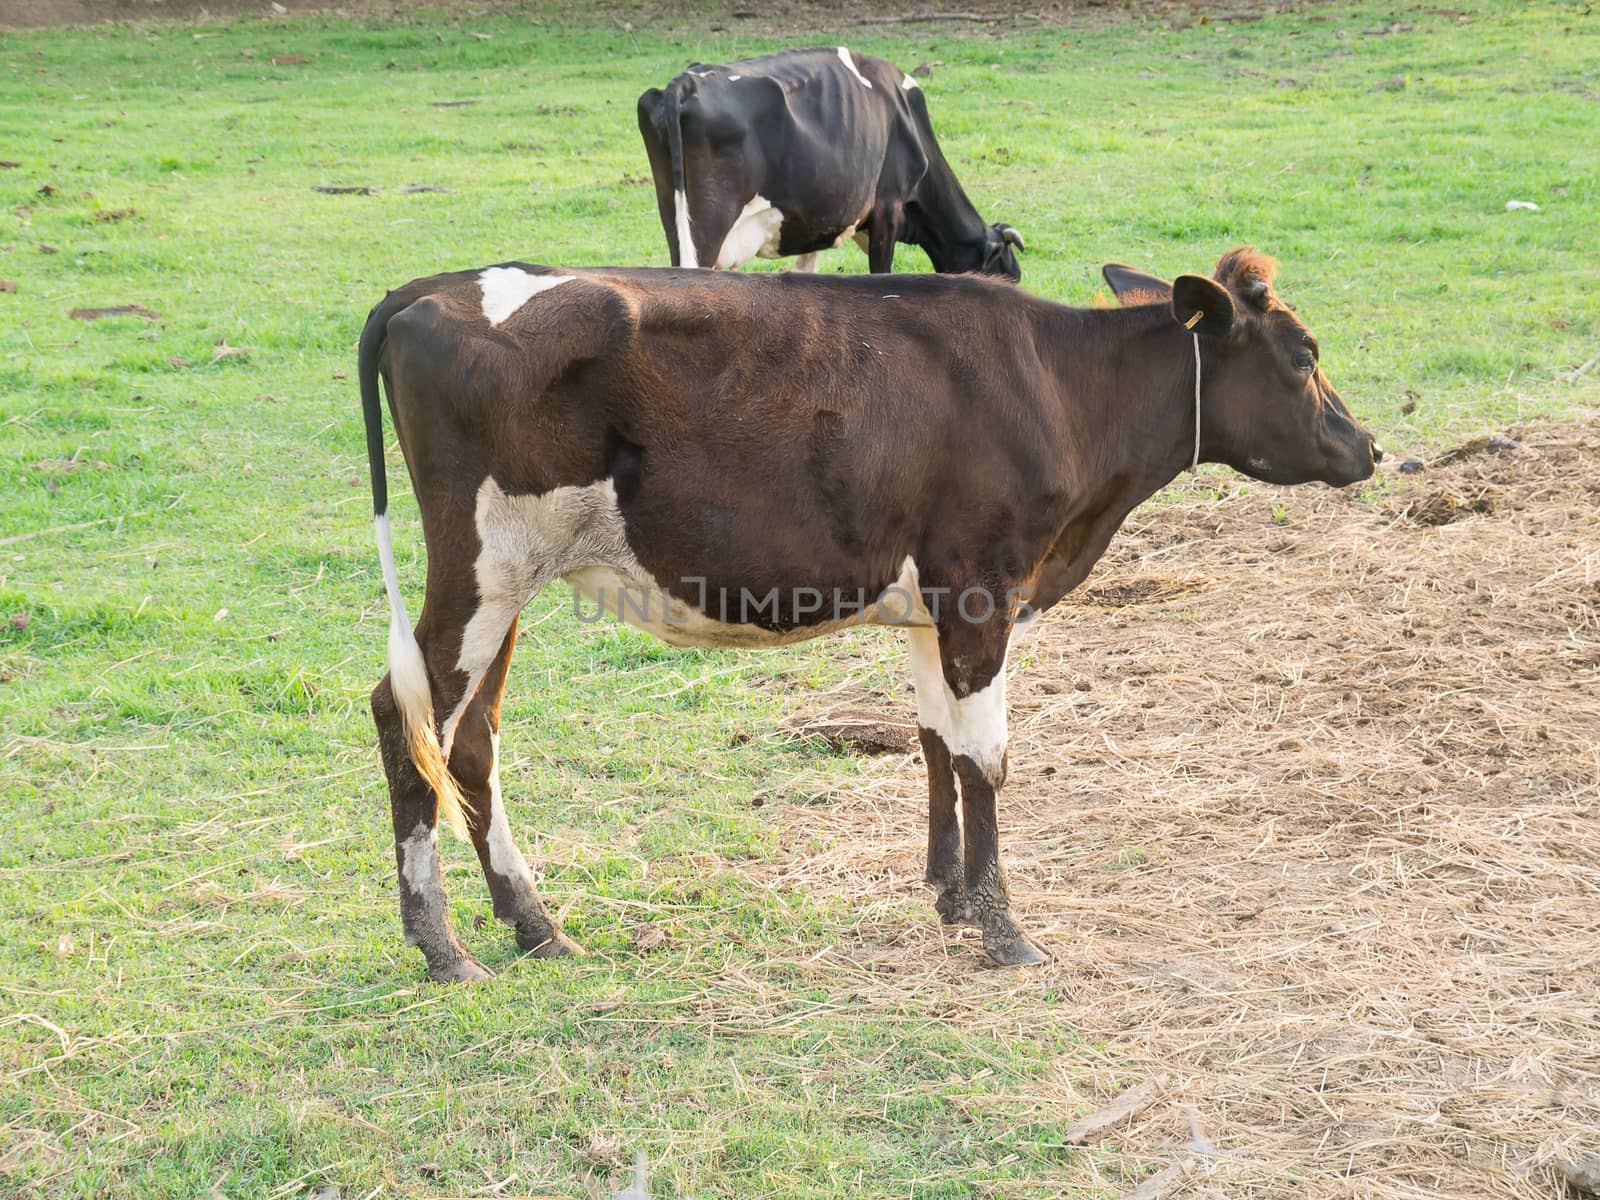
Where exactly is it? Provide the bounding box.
[759,416,1600,1199]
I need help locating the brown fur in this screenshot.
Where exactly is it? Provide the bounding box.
[358,250,1379,979]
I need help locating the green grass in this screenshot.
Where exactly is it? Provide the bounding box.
[1,2,1597,1197]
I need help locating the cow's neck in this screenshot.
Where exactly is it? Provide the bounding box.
[903,147,990,270]
[1026,302,1207,612]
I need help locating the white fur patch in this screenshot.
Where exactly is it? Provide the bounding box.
[899,558,1009,785]
[901,74,919,91]
[715,194,785,269]
[837,46,872,88]
[675,189,698,268]
[376,512,434,750]
[399,821,439,893]
[478,267,572,327]
[728,74,742,81]
[443,475,626,753]
[483,731,535,887]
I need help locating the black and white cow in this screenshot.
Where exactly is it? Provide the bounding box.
[636,46,1024,277]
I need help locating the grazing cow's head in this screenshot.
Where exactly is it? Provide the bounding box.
[979,222,1025,281]
[1102,248,1381,487]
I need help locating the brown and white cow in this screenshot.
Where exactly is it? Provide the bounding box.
[359,249,1379,982]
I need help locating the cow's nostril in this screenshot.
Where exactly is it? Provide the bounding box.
[1371,441,1384,464]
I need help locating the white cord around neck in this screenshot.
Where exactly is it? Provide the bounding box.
[1189,331,1202,471]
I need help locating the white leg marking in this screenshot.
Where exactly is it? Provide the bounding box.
[898,557,1009,786]
[478,267,572,327]
[715,194,785,269]
[837,46,873,88]
[675,189,698,268]
[791,252,820,273]
[399,820,440,894]
[483,731,535,887]
[901,74,919,91]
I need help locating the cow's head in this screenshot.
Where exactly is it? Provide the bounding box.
[1102,248,1381,487]
[979,223,1024,281]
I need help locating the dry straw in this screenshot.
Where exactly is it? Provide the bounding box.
[756,418,1600,1197]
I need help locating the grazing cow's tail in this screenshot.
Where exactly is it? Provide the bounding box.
[359,294,470,840]
[662,78,697,268]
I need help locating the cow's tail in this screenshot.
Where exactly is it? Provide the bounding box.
[359,293,470,840]
[661,77,697,268]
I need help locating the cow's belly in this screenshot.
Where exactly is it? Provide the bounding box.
[469,473,930,651]
[563,562,886,649]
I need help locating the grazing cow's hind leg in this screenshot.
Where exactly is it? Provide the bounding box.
[451,625,581,958]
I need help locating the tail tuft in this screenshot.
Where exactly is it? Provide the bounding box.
[387,619,470,840]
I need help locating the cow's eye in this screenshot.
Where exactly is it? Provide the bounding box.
[1293,349,1316,373]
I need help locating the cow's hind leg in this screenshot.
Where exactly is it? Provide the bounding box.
[373,674,491,983]
[450,624,581,958]
[373,485,555,981]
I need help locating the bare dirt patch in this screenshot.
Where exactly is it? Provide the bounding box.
[763,414,1600,1197]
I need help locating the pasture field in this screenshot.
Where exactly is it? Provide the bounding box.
[2,2,1598,1197]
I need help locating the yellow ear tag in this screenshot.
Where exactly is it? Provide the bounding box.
[1183,310,1203,330]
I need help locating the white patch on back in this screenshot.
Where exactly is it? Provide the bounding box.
[899,558,1009,785]
[715,194,785,269]
[478,267,572,327]
[837,46,873,88]
[901,74,919,91]
[674,188,698,268]
[728,74,742,81]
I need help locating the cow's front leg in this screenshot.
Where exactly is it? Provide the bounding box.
[953,754,1043,966]
[865,202,903,274]
[373,675,491,983]
[908,617,1044,966]
[918,724,966,924]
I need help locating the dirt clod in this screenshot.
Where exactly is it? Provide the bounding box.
[630,922,668,953]
[1394,485,1496,525]
[783,709,916,755]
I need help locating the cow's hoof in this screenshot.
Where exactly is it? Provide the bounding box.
[431,954,494,984]
[517,925,583,958]
[932,886,967,926]
[982,927,1047,968]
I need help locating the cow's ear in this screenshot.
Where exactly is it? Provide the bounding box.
[1101,263,1172,306]
[1171,274,1237,338]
